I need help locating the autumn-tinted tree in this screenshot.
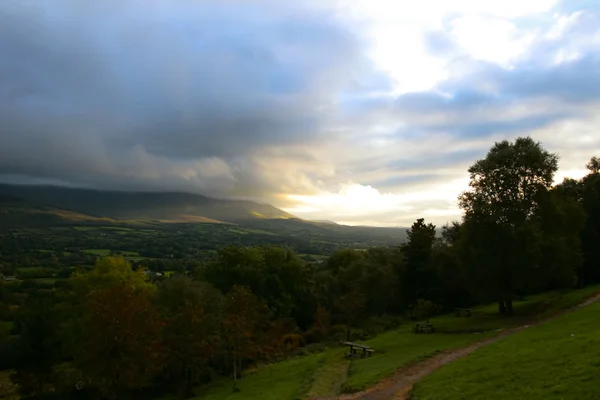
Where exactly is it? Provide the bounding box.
[70,256,153,297]
[459,137,559,314]
[76,285,165,399]
[156,276,223,397]
[221,286,268,391]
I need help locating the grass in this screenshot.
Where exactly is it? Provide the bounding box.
[429,285,600,333]
[192,352,326,400]
[305,352,350,398]
[343,329,492,393]
[184,285,600,400]
[82,249,112,256]
[119,251,139,256]
[35,278,57,285]
[127,256,150,262]
[412,298,600,400]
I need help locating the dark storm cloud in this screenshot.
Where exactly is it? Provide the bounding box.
[0,0,387,194]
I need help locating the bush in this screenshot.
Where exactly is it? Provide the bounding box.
[407,299,442,321]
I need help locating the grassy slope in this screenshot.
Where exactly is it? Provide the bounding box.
[412,297,600,400]
[190,286,600,400]
[192,352,327,400]
[343,329,492,393]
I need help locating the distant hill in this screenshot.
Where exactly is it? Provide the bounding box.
[311,220,339,225]
[0,184,296,224]
[0,185,408,243]
[0,194,129,227]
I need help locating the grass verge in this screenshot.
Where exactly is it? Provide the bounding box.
[412,298,600,400]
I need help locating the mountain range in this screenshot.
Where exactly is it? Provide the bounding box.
[0,184,408,244]
[0,184,295,225]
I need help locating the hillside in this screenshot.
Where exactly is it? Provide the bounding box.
[0,194,128,227]
[0,185,409,248]
[0,184,295,223]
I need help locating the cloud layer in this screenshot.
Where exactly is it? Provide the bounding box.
[1,0,599,226]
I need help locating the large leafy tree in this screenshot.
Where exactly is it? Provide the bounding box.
[221,286,268,392]
[402,218,438,306]
[75,285,165,399]
[156,276,223,397]
[202,245,314,325]
[70,256,154,296]
[10,292,64,398]
[580,157,600,284]
[458,137,559,314]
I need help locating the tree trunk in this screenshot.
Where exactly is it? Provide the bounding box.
[505,297,514,315]
[232,358,238,392]
[498,299,506,314]
[237,358,243,379]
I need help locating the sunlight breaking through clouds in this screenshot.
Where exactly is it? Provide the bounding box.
[1,0,600,226]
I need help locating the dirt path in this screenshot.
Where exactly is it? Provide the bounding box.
[324,292,600,400]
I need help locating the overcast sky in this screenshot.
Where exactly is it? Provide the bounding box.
[1,0,599,226]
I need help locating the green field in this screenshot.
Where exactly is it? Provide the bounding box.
[82,248,112,256]
[189,286,600,400]
[412,298,600,400]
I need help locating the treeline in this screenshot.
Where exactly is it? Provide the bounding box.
[2,137,599,399]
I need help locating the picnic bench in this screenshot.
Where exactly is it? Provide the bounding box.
[413,321,435,334]
[454,308,472,317]
[340,341,375,358]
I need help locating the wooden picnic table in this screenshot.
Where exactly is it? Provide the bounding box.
[340,341,375,358]
[454,308,472,317]
[413,321,436,334]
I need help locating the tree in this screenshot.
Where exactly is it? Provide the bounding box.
[402,218,438,306]
[580,157,600,284]
[433,222,471,308]
[221,286,268,392]
[10,292,64,398]
[458,137,559,314]
[156,276,223,397]
[586,156,600,174]
[70,256,153,297]
[75,285,165,399]
[203,246,313,324]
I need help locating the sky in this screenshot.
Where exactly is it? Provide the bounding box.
[1,0,599,227]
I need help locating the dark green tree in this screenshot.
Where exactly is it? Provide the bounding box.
[402,218,438,306]
[458,137,559,314]
[580,157,600,284]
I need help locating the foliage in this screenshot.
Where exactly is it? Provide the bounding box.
[70,256,153,296]
[458,137,568,314]
[402,219,438,307]
[156,276,223,397]
[221,286,269,390]
[75,284,165,398]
